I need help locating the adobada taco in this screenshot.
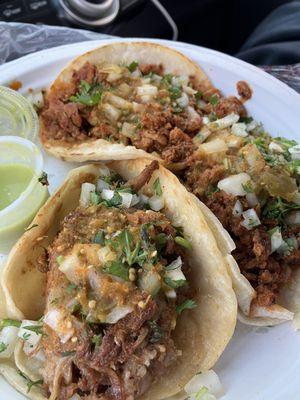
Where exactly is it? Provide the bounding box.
[0,160,236,400]
[39,41,215,163]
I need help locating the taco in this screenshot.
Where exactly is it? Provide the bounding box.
[40,41,300,327]
[0,160,236,400]
[39,41,215,163]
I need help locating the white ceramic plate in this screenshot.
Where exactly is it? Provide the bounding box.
[1,38,300,400]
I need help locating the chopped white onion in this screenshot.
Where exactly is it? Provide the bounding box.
[105,306,133,324]
[139,194,149,205]
[217,173,251,196]
[59,253,80,284]
[139,269,161,295]
[98,246,116,264]
[172,76,188,87]
[285,210,300,225]
[101,189,115,201]
[44,309,74,343]
[27,91,44,109]
[246,192,259,207]
[184,370,223,399]
[131,69,141,78]
[197,99,207,110]
[269,142,284,153]
[79,183,96,207]
[232,200,243,216]
[165,289,177,299]
[149,195,164,211]
[0,326,19,358]
[131,194,140,206]
[270,228,284,253]
[102,103,121,121]
[288,145,300,160]
[193,126,211,145]
[70,395,81,400]
[100,65,123,82]
[202,116,210,125]
[177,92,189,108]
[132,101,144,112]
[183,85,197,95]
[120,192,133,208]
[96,178,110,192]
[121,122,136,138]
[200,138,228,154]
[166,256,182,270]
[165,265,186,283]
[240,208,261,230]
[231,122,248,137]
[246,120,259,131]
[187,106,201,125]
[18,320,42,355]
[106,93,132,110]
[208,113,239,131]
[137,84,158,103]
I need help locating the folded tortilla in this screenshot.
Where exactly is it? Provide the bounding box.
[40,41,214,162]
[0,160,236,400]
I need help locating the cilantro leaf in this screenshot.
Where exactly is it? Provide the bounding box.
[176,299,197,314]
[18,370,43,393]
[70,80,103,106]
[103,260,129,281]
[0,319,21,330]
[0,342,8,353]
[164,277,187,289]
[127,61,139,72]
[209,94,219,106]
[262,196,300,224]
[93,229,105,245]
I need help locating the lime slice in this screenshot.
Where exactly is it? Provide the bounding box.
[0,86,39,141]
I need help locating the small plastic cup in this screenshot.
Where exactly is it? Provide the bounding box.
[0,136,49,253]
[0,86,39,141]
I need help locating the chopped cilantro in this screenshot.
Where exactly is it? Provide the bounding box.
[127,61,139,72]
[105,191,122,207]
[70,80,103,106]
[176,299,197,314]
[169,85,182,100]
[195,91,203,100]
[93,229,105,245]
[91,192,101,205]
[18,370,43,393]
[22,332,31,341]
[153,178,162,196]
[262,196,300,224]
[0,342,8,353]
[0,319,21,330]
[162,74,173,85]
[242,180,253,193]
[22,325,45,336]
[164,277,186,289]
[66,283,78,294]
[175,236,192,250]
[239,116,253,124]
[103,260,129,281]
[209,94,219,106]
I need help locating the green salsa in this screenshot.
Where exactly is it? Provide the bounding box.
[0,164,33,211]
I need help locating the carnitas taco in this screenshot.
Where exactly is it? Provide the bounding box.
[39,41,215,163]
[40,41,300,327]
[0,160,236,399]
